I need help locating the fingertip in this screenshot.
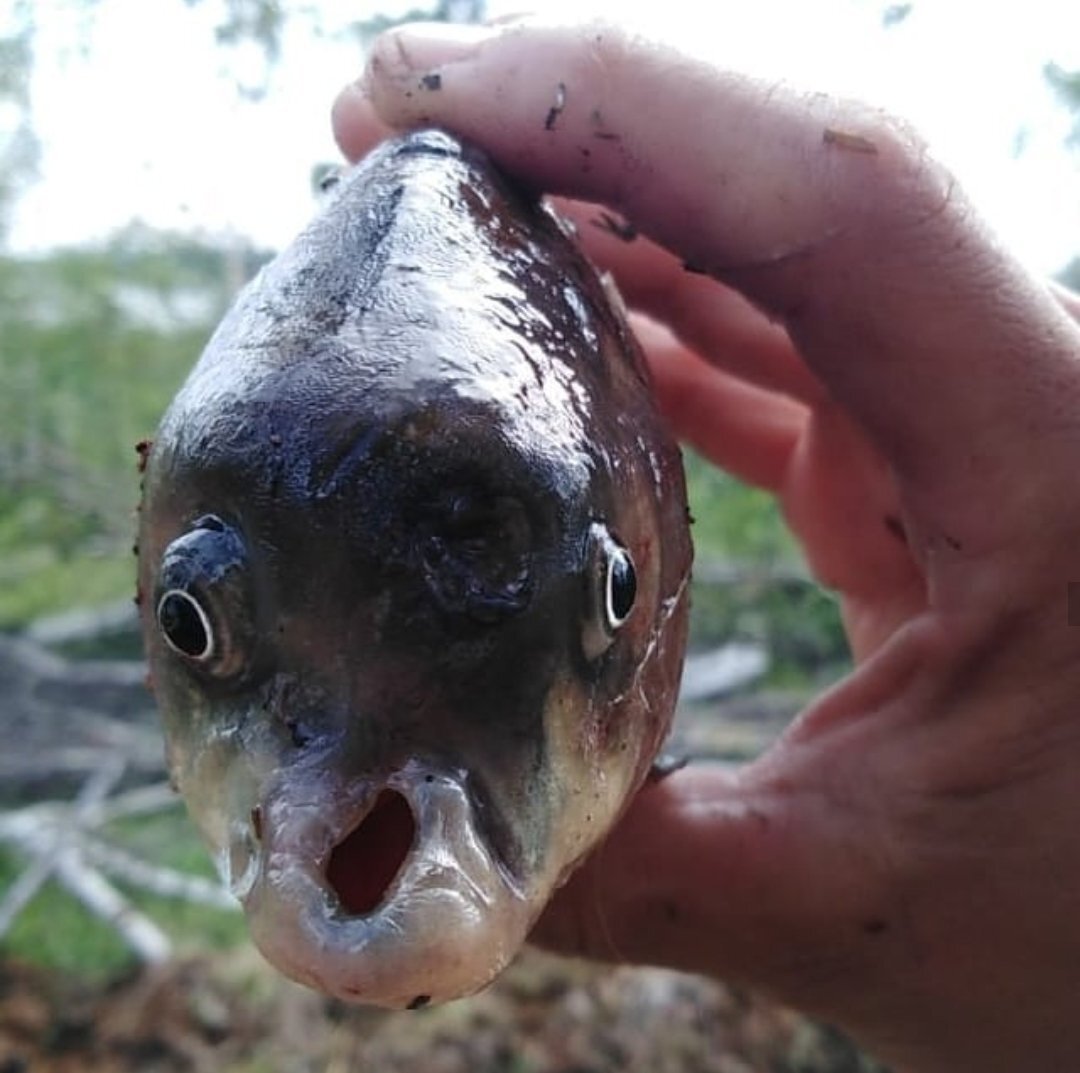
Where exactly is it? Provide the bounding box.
[331,81,397,163]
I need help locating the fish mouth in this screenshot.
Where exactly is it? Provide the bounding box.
[325,788,417,916]
[240,761,536,1008]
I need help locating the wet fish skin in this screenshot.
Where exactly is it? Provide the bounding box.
[138,129,692,1008]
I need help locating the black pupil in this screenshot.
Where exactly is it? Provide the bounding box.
[159,592,210,658]
[608,552,637,623]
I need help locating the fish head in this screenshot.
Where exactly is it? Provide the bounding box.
[138,130,691,1008]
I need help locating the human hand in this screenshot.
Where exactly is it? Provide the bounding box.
[334,20,1080,1072]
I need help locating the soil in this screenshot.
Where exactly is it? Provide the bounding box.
[0,948,885,1073]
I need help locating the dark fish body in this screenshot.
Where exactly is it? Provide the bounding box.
[138,130,691,1008]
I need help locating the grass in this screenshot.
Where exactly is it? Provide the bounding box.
[0,542,136,630]
[0,805,246,981]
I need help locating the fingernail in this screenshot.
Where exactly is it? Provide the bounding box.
[368,21,503,80]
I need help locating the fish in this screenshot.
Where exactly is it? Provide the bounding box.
[136,129,692,1009]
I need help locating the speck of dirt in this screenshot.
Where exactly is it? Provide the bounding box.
[592,212,637,242]
[822,128,879,155]
[545,81,567,131]
[589,107,620,142]
[134,439,153,473]
[420,73,442,91]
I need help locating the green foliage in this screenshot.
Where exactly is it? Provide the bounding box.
[349,0,486,49]
[1046,63,1080,146]
[1059,257,1080,292]
[881,4,912,29]
[0,225,270,627]
[0,24,33,104]
[683,450,849,681]
[0,539,135,629]
[683,450,797,561]
[688,573,847,683]
[1046,63,1080,107]
[204,0,286,61]
[0,8,40,242]
[175,0,488,84]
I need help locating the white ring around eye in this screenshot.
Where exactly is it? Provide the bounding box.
[582,524,637,662]
[604,546,636,630]
[156,588,215,661]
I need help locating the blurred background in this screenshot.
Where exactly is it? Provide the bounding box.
[0,1,1077,1071]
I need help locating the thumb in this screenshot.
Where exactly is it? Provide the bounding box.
[531,757,891,1010]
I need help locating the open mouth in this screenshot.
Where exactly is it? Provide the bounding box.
[326,789,417,915]
[245,768,540,1008]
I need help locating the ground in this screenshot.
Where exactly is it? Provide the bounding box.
[0,947,885,1073]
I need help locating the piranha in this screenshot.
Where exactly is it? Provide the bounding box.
[137,129,692,1009]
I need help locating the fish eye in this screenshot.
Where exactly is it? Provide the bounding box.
[157,589,214,661]
[605,546,637,628]
[582,524,637,661]
[153,516,254,680]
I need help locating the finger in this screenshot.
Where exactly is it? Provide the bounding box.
[780,404,925,657]
[332,82,392,162]
[561,203,823,406]
[346,21,1080,579]
[631,315,805,492]
[634,317,923,655]
[333,85,820,406]
[530,760,896,1021]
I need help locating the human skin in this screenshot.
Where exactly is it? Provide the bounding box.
[332,19,1080,1072]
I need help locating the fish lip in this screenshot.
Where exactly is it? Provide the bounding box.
[241,759,533,1007]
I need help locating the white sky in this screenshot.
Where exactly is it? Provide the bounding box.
[6,0,1080,275]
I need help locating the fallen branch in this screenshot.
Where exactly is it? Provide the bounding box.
[0,759,126,937]
[51,846,172,964]
[0,764,236,962]
[83,838,238,911]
